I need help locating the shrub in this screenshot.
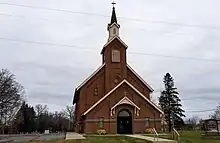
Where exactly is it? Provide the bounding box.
[145,128,154,134]
[97,129,107,135]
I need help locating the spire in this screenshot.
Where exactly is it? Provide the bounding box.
[107,1,120,41]
[110,6,117,25]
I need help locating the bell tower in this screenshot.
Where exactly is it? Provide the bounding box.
[101,2,128,93]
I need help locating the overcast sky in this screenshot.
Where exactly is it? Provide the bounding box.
[0,0,220,119]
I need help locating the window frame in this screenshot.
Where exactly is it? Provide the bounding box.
[112,49,120,62]
[113,28,116,34]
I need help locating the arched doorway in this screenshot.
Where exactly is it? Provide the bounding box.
[117,109,132,134]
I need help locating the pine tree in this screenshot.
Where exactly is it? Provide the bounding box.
[159,73,185,132]
[16,102,36,133]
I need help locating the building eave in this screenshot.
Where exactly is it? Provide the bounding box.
[127,64,154,92]
[76,63,105,91]
[111,96,140,110]
[73,88,78,104]
[101,36,128,54]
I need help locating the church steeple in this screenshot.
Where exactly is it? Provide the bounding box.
[110,6,117,25]
[107,2,120,41]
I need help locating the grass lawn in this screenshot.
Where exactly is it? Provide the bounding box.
[31,136,151,143]
[145,131,220,143]
[180,131,220,143]
[31,132,220,143]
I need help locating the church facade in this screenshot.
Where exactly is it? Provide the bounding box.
[73,6,164,134]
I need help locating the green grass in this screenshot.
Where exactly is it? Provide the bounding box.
[31,132,220,143]
[31,136,151,143]
[180,131,220,143]
[145,131,220,143]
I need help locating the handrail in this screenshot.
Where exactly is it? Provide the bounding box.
[152,128,159,142]
[173,128,180,143]
[173,128,180,136]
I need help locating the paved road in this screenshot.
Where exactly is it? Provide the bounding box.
[0,134,40,142]
[0,133,66,142]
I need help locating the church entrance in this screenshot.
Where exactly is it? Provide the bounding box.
[117,109,132,134]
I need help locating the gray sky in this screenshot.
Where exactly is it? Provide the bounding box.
[0,0,220,119]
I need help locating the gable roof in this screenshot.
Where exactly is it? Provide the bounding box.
[76,63,105,90]
[127,64,154,92]
[111,96,140,110]
[82,79,163,116]
[101,36,128,54]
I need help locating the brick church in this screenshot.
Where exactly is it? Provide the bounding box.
[73,5,164,134]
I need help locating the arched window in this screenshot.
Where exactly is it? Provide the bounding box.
[113,28,116,34]
[118,110,131,117]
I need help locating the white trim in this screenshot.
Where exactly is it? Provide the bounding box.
[125,80,163,113]
[127,64,154,92]
[111,96,140,110]
[76,63,105,90]
[103,36,128,48]
[82,80,163,116]
[108,22,120,29]
[82,80,125,116]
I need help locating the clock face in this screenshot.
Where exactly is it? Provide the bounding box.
[112,49,120,62]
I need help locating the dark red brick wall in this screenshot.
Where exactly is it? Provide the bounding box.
[103,38,127,93]
[84,83,161,133]
[127,67,151,99]
[74,38,162,134]
[75,67,105,126]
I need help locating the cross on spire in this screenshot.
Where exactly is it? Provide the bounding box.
[110,1,117,25]
[112,1,116,7]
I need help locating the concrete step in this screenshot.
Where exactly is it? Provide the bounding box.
[126,135,177,143]
[65,132,85,140]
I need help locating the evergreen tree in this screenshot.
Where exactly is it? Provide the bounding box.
[159,73,185,132]
[16,102,36,133]
[10,103,70,133]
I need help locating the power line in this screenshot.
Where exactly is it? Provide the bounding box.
[187,109,216,113]
[1,2,220,31]
[2,12,220,40]
[181,97,217,101]
[0,37,220,63]
[181,97,202,101]
[129,52,220,63]
[0,37,93,50]
[0,12,84,25]
[0,2,109,17]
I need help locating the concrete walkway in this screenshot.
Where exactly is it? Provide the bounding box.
[126,135,177,143]
[65,132,85,140]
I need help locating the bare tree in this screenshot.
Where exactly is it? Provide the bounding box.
[0,69,24,133]
[185,116,200,130]
[210,104,220,119]
[35,104,48,117]
[185,116,199,125]
[63,105,74,130]
[63,106,74,120]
